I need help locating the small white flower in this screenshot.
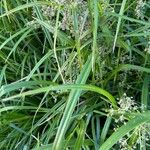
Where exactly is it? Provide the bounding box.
[135,0,146,19]
[118,93,137,112]
[119,115,124,122]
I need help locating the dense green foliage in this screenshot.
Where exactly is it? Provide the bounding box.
[0,0,150,150]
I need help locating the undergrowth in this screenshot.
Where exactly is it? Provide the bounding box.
[0,0,150,150]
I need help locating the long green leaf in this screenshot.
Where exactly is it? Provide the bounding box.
[52,55,92,150]
[0,80,55,96]
[112,0,127,52]
[0,84,116,108]
[92,0,98,71]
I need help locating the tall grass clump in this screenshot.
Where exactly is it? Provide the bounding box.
[0,0,150,149]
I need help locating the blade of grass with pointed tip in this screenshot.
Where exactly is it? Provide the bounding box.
[0,80,55,97]
[0,84,117,108]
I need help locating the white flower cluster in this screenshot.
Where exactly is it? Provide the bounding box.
[123,123,150,149]
[38,0,89,36]
[118,138,128,150]
[108,93,150,149]
[26,20,40,29]
[108,93,139,125]
[108,93,138,116]
[118,93,137,112]
[135,0,146,19]
[41,5,56,18]
[136,123,150,147]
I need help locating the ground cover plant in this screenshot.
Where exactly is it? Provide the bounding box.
[0,0,150,149]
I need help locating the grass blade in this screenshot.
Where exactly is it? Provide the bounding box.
[112,0,127,53]
[0,83,117,107]
[0,1,54,18]
[141,75,149,110]
[52,55,92,150]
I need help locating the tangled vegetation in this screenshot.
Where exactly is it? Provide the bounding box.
[0,0,150,150]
